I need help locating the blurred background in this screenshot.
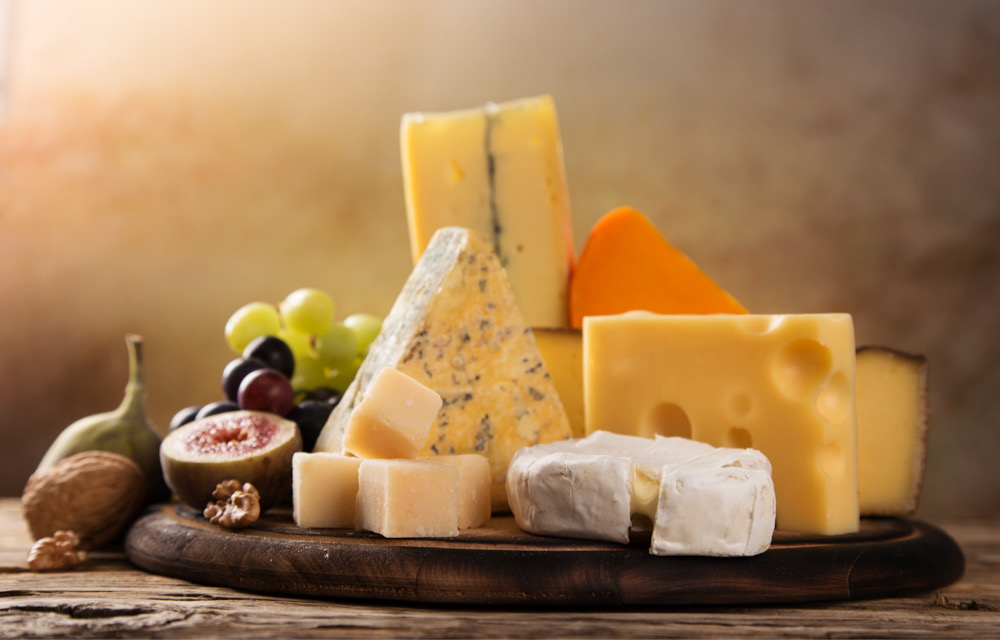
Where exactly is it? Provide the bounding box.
[1,0,997,519]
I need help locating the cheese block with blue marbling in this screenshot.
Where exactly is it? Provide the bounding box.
[314,226,572,511]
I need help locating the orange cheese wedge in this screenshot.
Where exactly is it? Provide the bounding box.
[569,206,747,328]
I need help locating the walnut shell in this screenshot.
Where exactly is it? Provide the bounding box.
[22,451,147,549]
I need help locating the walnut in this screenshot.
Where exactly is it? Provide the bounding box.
[21,451,147,549]
[27,530,89,572]
[203,480,260,529]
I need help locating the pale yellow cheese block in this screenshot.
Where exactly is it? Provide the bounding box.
[421,453,492,529]
[356,459,459,538]
[292,452,361,529]
[401,95,575,328]
[342,367,443,460]
[314,227,572,511]
[856,345,929,516]
[533,327,586,438]
[584,312,859,535]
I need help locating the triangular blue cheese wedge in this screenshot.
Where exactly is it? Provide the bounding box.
[314,227,572,511]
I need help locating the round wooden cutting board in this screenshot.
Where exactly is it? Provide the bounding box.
[124,503,964,607]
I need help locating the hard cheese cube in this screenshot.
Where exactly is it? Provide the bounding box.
[342,367,443,460]
[584,312,859,535]
[292,452,361,529]
[356,459,459,538]
[401,95,575,328]
[652,465,776,557]
[423,454,492,529]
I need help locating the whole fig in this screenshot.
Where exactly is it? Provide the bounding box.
[35,335,169,503]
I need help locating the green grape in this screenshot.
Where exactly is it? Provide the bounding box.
[316,322,359,363]
[225,302,281,354]
[326,356,361,393]
[280,288,335,336]
[278,328,314,361]
[343,313,382,355]
[290,353,328,392]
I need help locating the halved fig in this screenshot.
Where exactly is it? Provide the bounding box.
[160,411,302,511]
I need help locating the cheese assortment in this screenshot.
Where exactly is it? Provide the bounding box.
[313,226,572,511]
[506,431,776,556]
[401,95,576,328]
[296,366,491,537]
[584,312,859,536]
[289,94,930,554]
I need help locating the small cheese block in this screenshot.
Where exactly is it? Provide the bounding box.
[652,466,776,557]
[315,227,572,511]
[356,459,459,538]
[506,431,775,555]
[533,328,585,438]
[341,367,443,460]
[855,346,929,516]
[292,452,361,529]
[584,312,859,535]
[422,453,492,529]
[401,95,576,328]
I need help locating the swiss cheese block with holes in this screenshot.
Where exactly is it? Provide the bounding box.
[583,311,858,535]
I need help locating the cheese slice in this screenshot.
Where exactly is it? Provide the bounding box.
[401,95,575,328]
[506,431,775,555]
[356,459,459,538]
[533,328,585,438]
[292,452,361,529]
[314,227,572,511]
[856,345,929,516]
[584,312,859,535]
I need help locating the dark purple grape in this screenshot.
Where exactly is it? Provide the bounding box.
[242,335,295,379]
[221,357,268,403]
[195,400,240,420]
[238,368,295,416]
[303,386,343,407]
[169,405,201,431]
[286,400,335,451]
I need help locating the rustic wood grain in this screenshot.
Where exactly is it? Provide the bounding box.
[1,499,998,638]
[122,503,964,607]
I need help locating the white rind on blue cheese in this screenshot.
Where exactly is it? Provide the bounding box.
[506,431,776,556]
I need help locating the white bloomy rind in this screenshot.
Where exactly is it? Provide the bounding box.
[506,431,776,556]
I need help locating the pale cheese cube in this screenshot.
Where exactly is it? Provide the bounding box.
[422,454,492,529]
[652,465,776,557]
[292,452,361,529]
[356,459,459,538]
[342,367,443,460]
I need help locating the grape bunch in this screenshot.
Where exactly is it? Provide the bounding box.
[169,288,383,451]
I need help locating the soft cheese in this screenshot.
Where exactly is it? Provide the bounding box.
[856,346,929,516]
[584,312,859,535]
[506,431,775,555]
[314,227,572,511]
[401,95,576,328]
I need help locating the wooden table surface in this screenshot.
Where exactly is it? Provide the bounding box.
[1,498,997,638]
